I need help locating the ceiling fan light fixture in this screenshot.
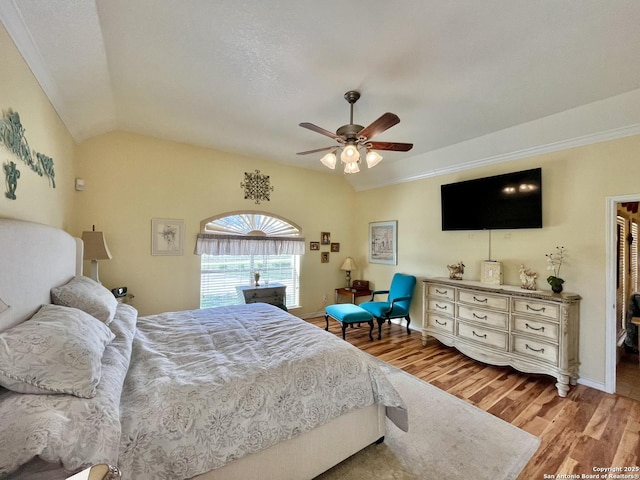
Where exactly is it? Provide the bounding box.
[340,143,360,164]
[320,151,337,169]
[365,150,383,168]
[344,161,360,174]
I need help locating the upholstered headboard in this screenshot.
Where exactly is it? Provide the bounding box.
[0,218,82,332]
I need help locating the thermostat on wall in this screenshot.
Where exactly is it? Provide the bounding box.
[75,178,85,191]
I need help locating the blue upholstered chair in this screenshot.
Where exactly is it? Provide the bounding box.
[360,273,417,340]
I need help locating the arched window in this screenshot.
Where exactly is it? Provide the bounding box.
[196,212,304,308]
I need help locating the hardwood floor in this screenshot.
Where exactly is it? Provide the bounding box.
[618,352,640,402]
[306,316,640,479]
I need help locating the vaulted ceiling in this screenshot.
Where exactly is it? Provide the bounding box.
[2,0,640,190]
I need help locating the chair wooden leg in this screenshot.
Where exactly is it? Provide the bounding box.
[405,315,411,334]
[324,314,329,331]
[376,318,384,340]
[367,320,374,341]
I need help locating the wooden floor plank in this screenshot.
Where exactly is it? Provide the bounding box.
[304,316,640,479]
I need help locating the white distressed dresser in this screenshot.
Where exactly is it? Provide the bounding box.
[236,283,287,310]
[422,278,580,397]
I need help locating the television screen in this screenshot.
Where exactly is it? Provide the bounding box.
[441,168,542,231]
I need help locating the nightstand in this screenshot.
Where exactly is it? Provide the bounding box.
[335,287,372,304]
[116,293,135,305]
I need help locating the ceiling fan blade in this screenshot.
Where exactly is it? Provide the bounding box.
[296,146,336,155]
[367,141,413,152]
[299,122,342,140]
[357,112,400,141]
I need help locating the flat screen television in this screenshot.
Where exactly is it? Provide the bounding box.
[441,168,542,231]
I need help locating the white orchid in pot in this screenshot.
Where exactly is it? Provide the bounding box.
[546,246,566,293]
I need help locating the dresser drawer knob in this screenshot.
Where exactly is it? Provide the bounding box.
[526,305,546,313]
[472,330,487,339]
[473,313,488,320]
[525,323,545,332]
[435,289,448,295]
[435,319,447,326]
[473,296,488,303]
[525,344,545,354]
[435,303,448,310]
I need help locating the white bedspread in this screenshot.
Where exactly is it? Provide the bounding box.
[118,303,407,480]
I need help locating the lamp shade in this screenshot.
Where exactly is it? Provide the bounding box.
[343,162,360,174]
[320,152,337,169]
[366,150,383,168]
[340,257,357,272]
[340,143,360,164]
[81,230,112,260]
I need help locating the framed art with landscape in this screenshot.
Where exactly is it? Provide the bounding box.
[369,220,397,265]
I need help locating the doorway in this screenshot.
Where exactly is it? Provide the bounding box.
[606,195,640,399]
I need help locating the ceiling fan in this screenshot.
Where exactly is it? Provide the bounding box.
[297,90,413,173]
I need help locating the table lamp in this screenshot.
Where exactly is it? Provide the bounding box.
[340,257,357,288]
[81,226,112,284]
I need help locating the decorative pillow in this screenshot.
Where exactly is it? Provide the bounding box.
[0,304,115,398]
[51,275,118,324]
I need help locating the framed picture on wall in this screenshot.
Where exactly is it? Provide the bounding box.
[331,242,340,252]
[321,252,330,263]
[369,220,397,265]
[151,218,185,255]
[321,232,331,245]
[310,241,320,251]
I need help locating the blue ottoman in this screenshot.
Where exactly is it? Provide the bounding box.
[325,304,375,341]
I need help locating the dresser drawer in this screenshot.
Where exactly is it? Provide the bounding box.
[427,313,455,333]
[458,304,508,330]
[458,289,509,311]
[512,336,558,365]
[458,322,507,350]
[427,299,455,317]
[427,284,455,301]
[240,285,286,306]
[512,299,559,321]
[512,316,559,342]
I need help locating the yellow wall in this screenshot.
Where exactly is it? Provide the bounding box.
[74,131,356,316]
[0,24,76,228]
[354,135,640,385]
[3,20,640,388]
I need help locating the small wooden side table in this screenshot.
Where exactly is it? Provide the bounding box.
[335,287,372,304]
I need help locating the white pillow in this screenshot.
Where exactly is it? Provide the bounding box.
[0,304,115,398]
[51,275,118,324]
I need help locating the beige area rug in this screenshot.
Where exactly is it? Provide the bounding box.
[315,361,540,480]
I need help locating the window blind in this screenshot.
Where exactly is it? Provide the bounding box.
[200,253,300,308]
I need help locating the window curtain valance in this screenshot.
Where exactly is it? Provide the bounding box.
[195,233,306,256]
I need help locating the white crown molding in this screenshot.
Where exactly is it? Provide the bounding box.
[394,123,640,187]
[0,0,72,134]
[350,87,640,192]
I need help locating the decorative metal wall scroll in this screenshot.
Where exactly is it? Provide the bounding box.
[240,169,274,204]
[1,109,56,200]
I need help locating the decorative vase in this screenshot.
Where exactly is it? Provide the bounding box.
[548,276,564,293]
[254,272,260,287]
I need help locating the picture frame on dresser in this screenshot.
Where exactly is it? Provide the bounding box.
[369,220,397,265]
[480,260,503,285]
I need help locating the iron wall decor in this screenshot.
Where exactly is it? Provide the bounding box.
[1,109,56,200]
[241,169,274,204]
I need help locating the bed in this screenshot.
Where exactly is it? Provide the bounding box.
[0,218,407,480]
